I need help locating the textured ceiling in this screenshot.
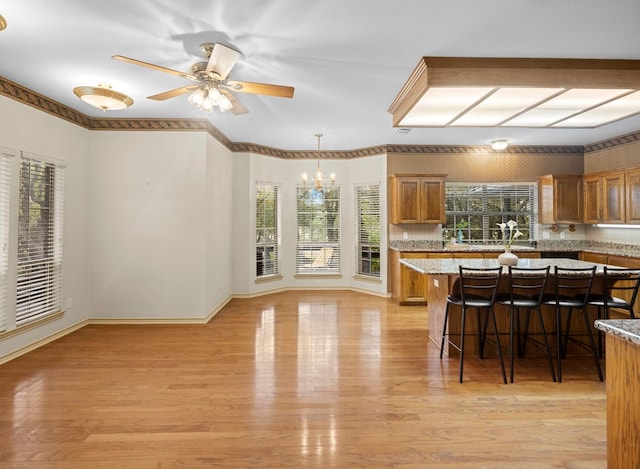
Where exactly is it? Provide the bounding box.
[1,0,640,151]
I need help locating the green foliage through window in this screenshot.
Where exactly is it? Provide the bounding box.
[444,183,537,244]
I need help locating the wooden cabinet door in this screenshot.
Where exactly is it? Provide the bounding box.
[419,178,445,223]
[582,175,602,223]
[390,175,446,224]
[603,172,626,223]
[625,169,640,224]
[554,175,582,223]
[580,252,609,264]
[538,174,582,224]
[400,253,427,304]
[390,177,420,223]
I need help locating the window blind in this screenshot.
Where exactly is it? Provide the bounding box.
[296,186,341,274]
[256,182,281,277]
[444,183,537,243]
[0,147,15,332]
[355,184,381,277]
[16,154,64,325]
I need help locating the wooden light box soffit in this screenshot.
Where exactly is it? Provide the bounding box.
[388,57,640,129]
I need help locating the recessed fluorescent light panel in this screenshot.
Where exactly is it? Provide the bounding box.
[388,57,640,129]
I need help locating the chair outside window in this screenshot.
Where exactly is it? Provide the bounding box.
[587,266,640,356]
[440,266,506,384]
[496,266,556,383]
[543,266,602,383]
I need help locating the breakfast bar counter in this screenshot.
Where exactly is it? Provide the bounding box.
[400,257,611,356]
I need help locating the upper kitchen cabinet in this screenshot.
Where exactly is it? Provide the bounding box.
[582,167,640,224]
[582,174,602,224]
[626,168,640,224]
[583,171,626,223]
[538,174,582,225]
[603,172,626,223]
[389,174,446,224]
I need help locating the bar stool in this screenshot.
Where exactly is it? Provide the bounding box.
[543,266,602,383]
[440,266,506,384]
[587,266,640,356]
[496,266,556,383]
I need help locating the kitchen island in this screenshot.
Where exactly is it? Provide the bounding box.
[594,320,640,469]
[401,257,611,356]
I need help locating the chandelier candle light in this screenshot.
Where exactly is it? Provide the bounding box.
[302,133,335,192]
[497,219,523,266]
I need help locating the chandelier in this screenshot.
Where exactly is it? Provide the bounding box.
[188,80,233,113]
[302,134,335,192]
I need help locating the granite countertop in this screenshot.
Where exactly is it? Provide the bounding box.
[594,320,640,346]
[389,239,640,258]
[399,257,612,275]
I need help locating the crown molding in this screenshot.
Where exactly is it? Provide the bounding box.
[385,144,583,155]
[584,129,640,153]
[0,74,631,159]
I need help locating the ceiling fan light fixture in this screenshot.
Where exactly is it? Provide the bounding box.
[218,94,233,112]
[490,139,509,151]
[73,84,133,111]
[188,88,206,107]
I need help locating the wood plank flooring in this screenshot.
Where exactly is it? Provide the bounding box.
[0,291,606,468]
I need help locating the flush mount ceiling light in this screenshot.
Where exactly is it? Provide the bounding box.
[490,139,509,151]
[0,14,7,31]
[73,83,133,111]
[388,57,640,129]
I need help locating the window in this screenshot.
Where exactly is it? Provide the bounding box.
[296,186,341,274]
[256,183,280,278]
[0,147,14,332]
[444,183,537,244]
[355,184,380,277]
[17,154,64,325]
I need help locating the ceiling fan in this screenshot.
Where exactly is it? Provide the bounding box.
[112,42,295,115]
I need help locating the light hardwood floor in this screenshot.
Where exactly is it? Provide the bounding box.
[0,291,606,468]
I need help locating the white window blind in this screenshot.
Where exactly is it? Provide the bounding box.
[0,147,15,332]
[17,154,64,325]
[355,184,381,277]
[296,186,341,274]
[256,182,281,278]
[444,183,537,244]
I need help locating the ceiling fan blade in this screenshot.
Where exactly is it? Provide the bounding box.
[205,43,241,80]
[112,55,199,82]
[220,89,249,115]
[230,80,295,98]
[147,85,199,101]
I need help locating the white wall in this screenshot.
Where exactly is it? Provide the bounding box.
[0,96,91,358]
[204,135,235,316]
[88,131,228,320]
[232,152,388,297]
